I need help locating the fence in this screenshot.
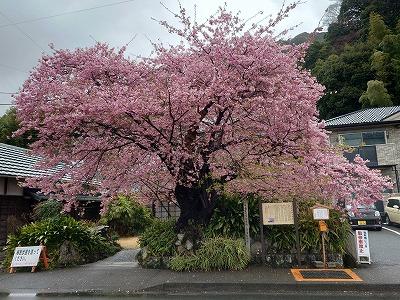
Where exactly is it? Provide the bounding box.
[151,200,180,220]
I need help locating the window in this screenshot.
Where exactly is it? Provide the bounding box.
[388,199,400,208]
[362,131,386,145]
[339,131,386,146]
[339,133,362,146]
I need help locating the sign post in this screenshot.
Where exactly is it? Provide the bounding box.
[293,199,301,267]
[260,202,298,265]
[355,230,371,264]
[259,200,266,264]
[9,245,49,273]
[311,204,330,268]
[243,197,251,254]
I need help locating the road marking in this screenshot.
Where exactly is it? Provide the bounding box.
[382,226,400,236]
[8,293,37,297]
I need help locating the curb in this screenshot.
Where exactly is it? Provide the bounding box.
[143,282,400,293]
[32,283,400,297]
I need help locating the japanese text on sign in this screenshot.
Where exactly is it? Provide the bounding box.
[312,208,329,220]
[262,202,294,225]
[355,230,371,264]
[11,246,43,267]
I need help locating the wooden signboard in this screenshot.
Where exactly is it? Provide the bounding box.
[311,204,331,220]
[262,202,294,225]
[9,245,49,273]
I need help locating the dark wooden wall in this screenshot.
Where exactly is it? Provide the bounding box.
[0,195,33,246]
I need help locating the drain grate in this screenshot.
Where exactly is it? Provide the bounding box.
[300,270,352,279]
[291,269,363,282]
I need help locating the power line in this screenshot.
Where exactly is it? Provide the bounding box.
[0,0,136,29]
[0,10,45,52]
[0,91,16,94]
[0,63,27,73]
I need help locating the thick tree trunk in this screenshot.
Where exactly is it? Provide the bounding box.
[174,183,218,231]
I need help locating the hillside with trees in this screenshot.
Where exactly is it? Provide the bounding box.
[304,0,400,119]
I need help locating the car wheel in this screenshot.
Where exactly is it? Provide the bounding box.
[376,226,382,231]
[387,214,393,226]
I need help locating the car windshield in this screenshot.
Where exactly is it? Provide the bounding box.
[357,205,375,210]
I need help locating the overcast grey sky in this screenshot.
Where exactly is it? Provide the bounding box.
[0,0,330,115]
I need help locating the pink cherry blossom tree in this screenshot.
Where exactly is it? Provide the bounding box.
[15,3,390,229]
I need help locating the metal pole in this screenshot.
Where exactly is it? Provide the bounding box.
[259,200,266,264]
[243,198,251,254]
[394,165,399,193]
[293,199,301,267]
[322,232,327,268]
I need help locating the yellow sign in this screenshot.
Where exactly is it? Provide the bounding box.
[262,202,294,225]
[318,220,328,232]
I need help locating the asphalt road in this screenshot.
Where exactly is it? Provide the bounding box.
[356,224,400,284]
[371,224,400,265]
[1,226,400,299]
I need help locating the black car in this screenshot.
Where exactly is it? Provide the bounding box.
[347,204,382,231]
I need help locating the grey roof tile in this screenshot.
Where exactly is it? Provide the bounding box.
[325,106,400,127]
[0,143,101,201]
[0,143,62,178]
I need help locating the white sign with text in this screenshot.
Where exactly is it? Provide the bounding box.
[262,202,294,225]
[312,208,329,220]
[355,230,371,264]
[11,246,43,267]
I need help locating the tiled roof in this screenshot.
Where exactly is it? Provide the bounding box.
[0,143,100,201]
[0,143,62,178]
[325,106,400,128]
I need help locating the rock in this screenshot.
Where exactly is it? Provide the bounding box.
[177,233,184,241]
[250,241,262,258]
[141,246,148,260]
[58,240,83,267]
[175,240,182,246]
[312,260,325,268]
[185,240,193,251]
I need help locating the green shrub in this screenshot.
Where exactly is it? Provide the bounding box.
[169,254,198,271]
[100,195,153,236]
[266,200,350,255]
[3,216,119,269]
[170,237,250,271]
[32,199,63,221]
[205,194,259,239]
[206,196,349,255]
[139,219,176,257]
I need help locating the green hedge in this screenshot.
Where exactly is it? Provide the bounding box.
[205,194,259,239]
[139,219,176,257]
[100,195,153,236]
[32,199,63,221]
[266,202,350,255]
[3,216,119,269]
[206,197,349,255]
[170,237,250,271]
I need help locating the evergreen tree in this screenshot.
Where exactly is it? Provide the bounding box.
[314,43,374,119]
[305,0,400,119]
[359,80,392,108]
[368,13,391,46]
[0,107,35,148]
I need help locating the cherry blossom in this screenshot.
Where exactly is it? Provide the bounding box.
[14,3,390,227]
